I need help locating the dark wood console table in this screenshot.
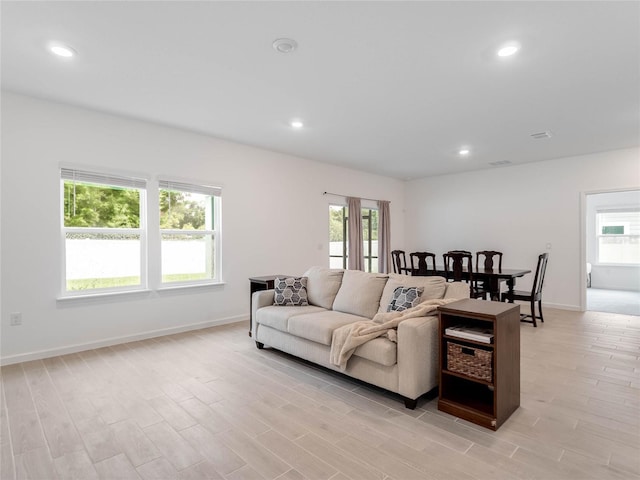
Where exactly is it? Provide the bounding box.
[248,275,292,337]
[438,299,520,430]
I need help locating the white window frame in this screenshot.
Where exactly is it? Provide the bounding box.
[158,178,222,286]
[60,167,148,297]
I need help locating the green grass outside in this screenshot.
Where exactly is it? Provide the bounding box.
[67,276,140,290]
[68,273,209,290]
[162,273,209,282]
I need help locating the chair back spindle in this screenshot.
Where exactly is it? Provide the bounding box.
[443,251,473,282]
[409,252,436,276]
[476,251,503,272]
[533,253,549,297]
[391,250,409,275]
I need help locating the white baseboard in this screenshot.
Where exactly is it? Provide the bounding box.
[0,315,247,366]
[544,302,581,311]
[509,301,582,312]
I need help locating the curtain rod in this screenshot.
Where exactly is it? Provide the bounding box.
[322,191,390,204]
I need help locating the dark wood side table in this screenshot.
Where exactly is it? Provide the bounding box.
[437,298,520,430]
[248,275,292,337]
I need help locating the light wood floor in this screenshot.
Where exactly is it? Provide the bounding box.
[2,307,639,480]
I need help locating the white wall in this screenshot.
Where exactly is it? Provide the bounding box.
[405,148,640,310]
[586,190,640,291]
[0,92,405,363]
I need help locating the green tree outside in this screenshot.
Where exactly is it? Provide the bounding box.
[64,182,140,228]
[159,190,207,230]
[64,182,208,230]
[329,206,346,241]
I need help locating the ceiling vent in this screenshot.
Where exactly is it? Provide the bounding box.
[489,160,512,166]
[530,131,552,139]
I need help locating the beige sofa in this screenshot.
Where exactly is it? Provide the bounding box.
[251,267,469,408]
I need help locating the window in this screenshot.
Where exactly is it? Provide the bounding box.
[159,180,221,285]
[61,168,147,294]
[329,205,347,268]
[596,209,640,264]
[329,204,379,272]
[61,168,223,297]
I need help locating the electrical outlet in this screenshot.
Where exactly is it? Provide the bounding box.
[10,312,22,326]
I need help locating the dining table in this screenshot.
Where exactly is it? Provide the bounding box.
[414,266,531,301]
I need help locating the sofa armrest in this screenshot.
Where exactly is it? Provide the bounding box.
[252,289,274,337]
[397,315,439,399]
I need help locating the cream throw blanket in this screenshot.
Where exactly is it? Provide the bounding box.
[329,298,457,370]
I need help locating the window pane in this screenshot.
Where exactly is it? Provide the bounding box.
[329,257,345,269]
[160,190,211,230]
[597,211,640,234]
[162,233,215,282]
[64,181,140,228]
[65,232,140,290]
[598,236,640,264]
[330,205,345,241]
[597,210,640,264]
[330,205,346,267]
[362,208,378,273]
[370,258,379,273]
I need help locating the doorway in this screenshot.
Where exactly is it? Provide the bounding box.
[583,189,640,315]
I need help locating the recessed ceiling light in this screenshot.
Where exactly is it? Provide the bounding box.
[50,44,76,58]
[458,148,470,156]
[497,44,519,57]
[273,38,298,54]
[290,120,304,129]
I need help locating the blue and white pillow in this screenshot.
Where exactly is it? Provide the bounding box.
[387,286,424,312]
[273,276,309,306]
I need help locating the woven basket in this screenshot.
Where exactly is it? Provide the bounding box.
[447,342,493,382]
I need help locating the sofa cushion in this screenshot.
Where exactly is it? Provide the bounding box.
[387,286,424,312]
[256,305,327,333]
[273,276,309,306]
[332,270,389,319]
[287,310,365,346]
[444,281,471,299]
[303,266,345,309]
[353,337,397,366]
[378,275,447,313]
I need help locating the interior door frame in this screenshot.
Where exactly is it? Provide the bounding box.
[579,186,640,311]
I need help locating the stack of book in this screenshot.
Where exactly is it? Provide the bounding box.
[445,325,494,344]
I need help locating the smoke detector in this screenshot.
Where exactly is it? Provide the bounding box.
[273,38,298,54]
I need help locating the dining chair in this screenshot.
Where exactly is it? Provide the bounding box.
[501,253,549,327]
[391,250,411,275]
[476,251,503,271]
[409,251,436,276]
[443,251,489,299]
[476,250,504,298]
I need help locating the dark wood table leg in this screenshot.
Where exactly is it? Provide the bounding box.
[488,277,500,301]
[506,278,516,302]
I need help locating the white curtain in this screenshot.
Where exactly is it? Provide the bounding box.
[347,197,364,270]
[378,200,391,273]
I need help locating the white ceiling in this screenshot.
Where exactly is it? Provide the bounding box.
[2,1,639,179]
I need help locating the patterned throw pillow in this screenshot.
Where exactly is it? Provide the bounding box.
[273,276,309,306]
[387,286,424,312]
